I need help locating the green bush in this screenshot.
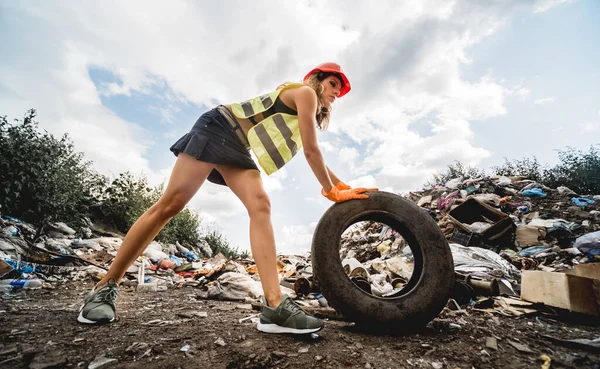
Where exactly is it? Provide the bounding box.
[157,207,201,246]
[153,183,202,246]
[424,160,487,188]
[101,172,152,233]
[492,157,545,183]
[202,230,239,259]
[492,146,600,194]
[0,110,105,234]
[544,145,600,194]
[101,172,206,247]
[0,109,239,252]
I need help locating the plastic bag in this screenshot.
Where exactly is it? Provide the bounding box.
[497,176,512,186]
[518,245,549,257]
[450,243,521,283]
[467,222,492,233]
[143,241,169,262]
[574,231,600,257]
[445,178,462,189]
[557,186,576,196]
[572,197,595,208]
[522,188,547,198]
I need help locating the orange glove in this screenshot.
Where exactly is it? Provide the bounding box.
[336,181,378,192]
[322,186,370,203]
[335,181,352,191]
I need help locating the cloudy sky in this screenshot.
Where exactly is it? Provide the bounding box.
[1,0,598,255]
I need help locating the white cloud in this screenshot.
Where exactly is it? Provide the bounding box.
[534,97,556,105]
[279,224,316,256]
[517,88,531,99]
[509,85,531,100]
[580,122,599,133]
[262,167,287,193]
[348,175,378,190]
[533,0,575,14]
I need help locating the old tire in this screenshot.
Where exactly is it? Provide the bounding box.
[311,191,454,328]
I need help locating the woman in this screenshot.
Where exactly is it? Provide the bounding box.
[77,62,374,334]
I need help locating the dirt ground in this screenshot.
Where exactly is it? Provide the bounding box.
[1,281,599,369]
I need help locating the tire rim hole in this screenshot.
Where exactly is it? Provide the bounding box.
[339,216,424,300]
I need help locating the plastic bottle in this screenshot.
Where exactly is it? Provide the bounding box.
[183,251,199,262]
[0,279,44,289]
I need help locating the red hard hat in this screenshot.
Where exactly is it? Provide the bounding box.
[303,62,351,97]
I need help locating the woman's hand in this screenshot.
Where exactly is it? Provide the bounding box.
[335,181,352,191]
[322,186,375,203]
[336,181,378,192]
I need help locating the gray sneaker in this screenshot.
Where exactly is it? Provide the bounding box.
[257,294,324,334]
[77,278,119,324]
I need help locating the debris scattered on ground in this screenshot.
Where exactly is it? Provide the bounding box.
[1,175,599,315]
[1,175,599,367]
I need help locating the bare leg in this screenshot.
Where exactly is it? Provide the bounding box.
[97,153,215,288]
[216,164,282,307]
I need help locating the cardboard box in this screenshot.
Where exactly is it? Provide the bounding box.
[516,225,546,247]
[448,198,516,248]
[0,259,13,278]
[521,266,600,316]
[569,263,600,307]
[570,263,600,280]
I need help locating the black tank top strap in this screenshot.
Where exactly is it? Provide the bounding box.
[255,96,297,124]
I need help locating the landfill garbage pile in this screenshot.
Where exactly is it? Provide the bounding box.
[407,176,599,268]
[338,222,415,298]
[1,174,599,318]
[405,176,600,313]
[335,175,600,313]
[0,215,326,309]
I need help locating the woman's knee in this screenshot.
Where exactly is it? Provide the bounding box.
[247,191,271,217]
[154,193,187,219]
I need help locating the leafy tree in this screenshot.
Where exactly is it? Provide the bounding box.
[202,230,239,259]
[544,145,600,194]
[0,110,105,235]
[424,160,486,188]
[101,172,152,233]
[101,173,206,247]
[0,109,239,254]
[492,157,545,182]
[152,184,202,246]
[491,146,600,194]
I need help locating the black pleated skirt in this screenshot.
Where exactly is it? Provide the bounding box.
[170,107,258,186]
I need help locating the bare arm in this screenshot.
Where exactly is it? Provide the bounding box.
[327,166,341,185]
[295,86,334,193]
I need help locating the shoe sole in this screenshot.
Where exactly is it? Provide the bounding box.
[256,322,322,334]
[77,305,115,325]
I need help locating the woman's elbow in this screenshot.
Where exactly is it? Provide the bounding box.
[303,146,320,159]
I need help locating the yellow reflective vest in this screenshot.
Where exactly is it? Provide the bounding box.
[231,83,304,175]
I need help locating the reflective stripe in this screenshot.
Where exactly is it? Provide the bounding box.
[232,83,306,175]
[273,114,297,156]
[241,101,254,116]
[259,94,273,109]
[251,97,266,116]
[231,83,303,119]
[254,123,285,169]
